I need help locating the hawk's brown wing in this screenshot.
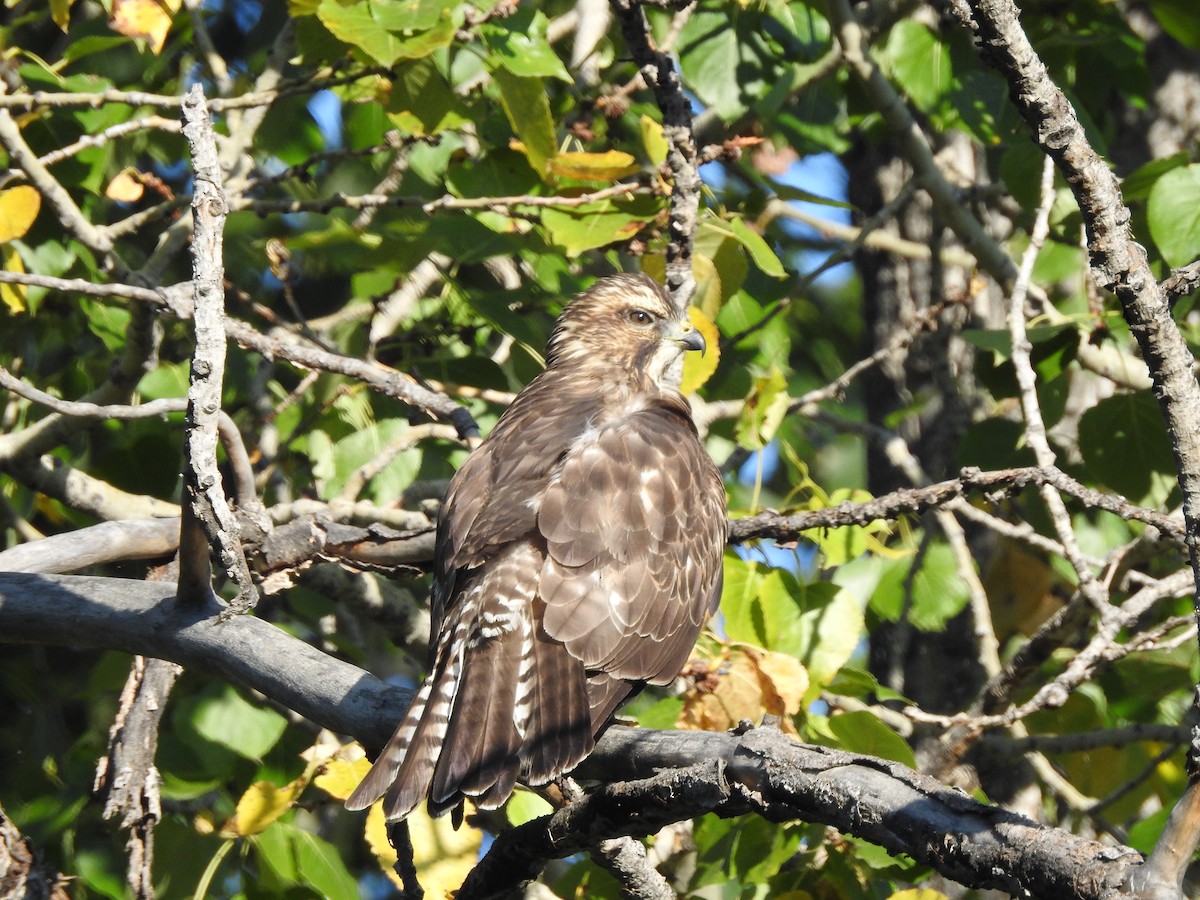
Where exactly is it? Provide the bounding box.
[537,394,726,720]
[347,378,726,820]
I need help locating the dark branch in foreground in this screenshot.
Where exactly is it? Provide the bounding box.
[0,572,1177,899]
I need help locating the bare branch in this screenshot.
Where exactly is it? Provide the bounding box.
[236,181,650,217]
[729,465,1184,546]
[180,84,257,614]
[0,519,180,574]
[224,318,482,443]
[0,366,187,420]
[94,655,182,900]
[610,0,699,306]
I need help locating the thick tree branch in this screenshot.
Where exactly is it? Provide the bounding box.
[0,572,1173,898]
[0,573,408,751]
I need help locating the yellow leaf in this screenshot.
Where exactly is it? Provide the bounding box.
[679,647,803,733]
[887,891,950,900]
[364,802,398,870]
[640,115,668,167]
[756,651,808,716]
[545,150,639,182]
[313,756,371,802]
[109,0,182,55]
[0,186,41,243]
[51,0,75,31]
[680,306,720,395]
[105,169,145,202]
[1,246,27,314]
[228,777,305,836]
[366,801,481,897]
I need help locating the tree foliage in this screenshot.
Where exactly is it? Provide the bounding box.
[1,0,1200,897]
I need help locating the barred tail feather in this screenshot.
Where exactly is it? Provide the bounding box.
[429,623,525,813]
[520,616,594,786]
[345,625,466,819]
[345,678,435,812]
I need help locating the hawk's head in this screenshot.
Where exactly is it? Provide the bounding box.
[545,274,705,388]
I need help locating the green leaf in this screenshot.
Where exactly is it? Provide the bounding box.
[679,10,746,119]
[754,567,807,655]
[828,710,916,767]
[329,418,422,503]
[826,666,911,704]
[371,0,456,32]
[719,556,767,649]
[191,686,288,761]
[540,195,659,256]
[1121,150,1190,202]
[795,582,864,690]
[253,823,300,886]
[317,0,455,65]
[137,362,189,402]
[506,790,553,826]
[281,823,360,899]
[1147,163,1200,267]
[1147,0,1200,48]
[728,217,787,278]
[81,298,130,353]
[872,543,970,632]
[481,7,571,82]
[736,368,790,450]
[881,20,953,112]
[492,68,558,177]
[1079,392,1177,508]
[387,58,469,136]
[317,0,410,65]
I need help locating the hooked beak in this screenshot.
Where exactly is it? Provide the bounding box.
[669,321,706,354]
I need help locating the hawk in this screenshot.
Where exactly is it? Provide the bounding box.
[347,273,727,821]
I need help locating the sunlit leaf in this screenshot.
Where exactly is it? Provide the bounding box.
[736,368,789,450]
[1,246,27,314]
[506,790,553,826]
[640,114,668,166]
[881,19,953,112]
[1148,163,1200,267]
[104,169,144,202]
[493,69,557,177]
[109,0,182,54]
[728,217,787,279]
[229,778,306,836]
[51,0,76,31]
[0,186,41,243]
[545,150,639,182]
[541,195,658,256]
[756,651,808,716]
[679,305,721,395]
[481,7,571,82]
[367,800,482,895]
[313,756,371,802]
[191,686,288,760]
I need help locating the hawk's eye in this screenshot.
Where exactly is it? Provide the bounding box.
[627,309,654,326]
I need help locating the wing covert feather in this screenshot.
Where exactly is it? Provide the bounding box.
[538,402,725,684]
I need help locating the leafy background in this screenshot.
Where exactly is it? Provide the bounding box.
[2,0,1200,896]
